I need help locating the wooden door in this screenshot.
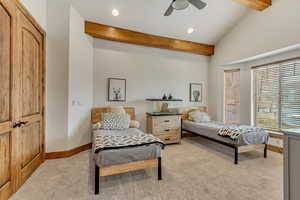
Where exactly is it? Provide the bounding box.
[0,1,45,199]
[0,0,16,199]
[15,4,45,188]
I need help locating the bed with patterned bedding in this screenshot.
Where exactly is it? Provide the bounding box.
[181,107,269,164]
[91,106,164,195]
[182,120,269,146]
[93,128,164,167]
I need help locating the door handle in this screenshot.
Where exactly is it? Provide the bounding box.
[20,121,29,127]
[12,121,29,128]
[13,121,22,128]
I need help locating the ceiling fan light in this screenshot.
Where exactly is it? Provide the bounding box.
[172,0,189,10]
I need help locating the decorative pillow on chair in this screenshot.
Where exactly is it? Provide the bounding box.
[189,111,211,123]
[102,113,131,130]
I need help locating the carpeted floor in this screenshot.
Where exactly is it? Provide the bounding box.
[11,136,283,200]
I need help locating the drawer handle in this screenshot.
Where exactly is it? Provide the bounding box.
[164,120,170,122]
[165,138,170,141]
[165,129,170,132]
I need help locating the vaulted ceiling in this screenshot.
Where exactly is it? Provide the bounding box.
[68,0,251,44]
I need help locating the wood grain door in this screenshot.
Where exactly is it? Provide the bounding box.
[15,6,45,187]
[0,0,16,199]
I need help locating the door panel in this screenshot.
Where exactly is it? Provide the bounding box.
[16,7,44,187]
[0,2,14,199]
[21,122,40,168]
[22,29,40,117]
[0,133,10,188]
[0,2,11,123]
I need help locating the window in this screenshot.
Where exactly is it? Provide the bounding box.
[253,58,300,131]
[224,70,240,125]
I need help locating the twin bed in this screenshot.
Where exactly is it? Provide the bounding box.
[92,107,164,195]
[91,106,269,194]
[181,107,269,164]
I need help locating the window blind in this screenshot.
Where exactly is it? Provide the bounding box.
[224,70,240,125]
[253,58,300,131]
[253,65,280,130]
[280,60,300,130]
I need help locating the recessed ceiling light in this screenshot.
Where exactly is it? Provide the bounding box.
[187,28,194,34]
[112,9,119,17]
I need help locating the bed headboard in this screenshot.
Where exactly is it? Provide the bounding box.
[181,106,208,120]
[91,107,136,123]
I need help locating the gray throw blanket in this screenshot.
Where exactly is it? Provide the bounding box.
[94,129,165,153]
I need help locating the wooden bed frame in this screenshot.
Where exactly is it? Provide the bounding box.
[181,107,267,164]
[91,107,162,195]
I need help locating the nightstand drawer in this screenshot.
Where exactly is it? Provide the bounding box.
[153,116,180,128]
[153,128,180,136]
[157,133,180,144]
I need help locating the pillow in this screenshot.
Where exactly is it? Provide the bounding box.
[130,120,140,128]
[92,122,102,130]
[102,113,131,130]
[187,109,199,121]
[188,111,211,123]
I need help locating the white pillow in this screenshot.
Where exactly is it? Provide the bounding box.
[102,113,131,130]
[189,111,211,123]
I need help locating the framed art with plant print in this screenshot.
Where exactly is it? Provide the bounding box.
[108,78,126,102]
[190,83,203,102]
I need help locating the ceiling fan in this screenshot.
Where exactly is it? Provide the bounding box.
[164,0,207,16]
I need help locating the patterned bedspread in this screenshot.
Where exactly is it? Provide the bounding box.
[218,125,267,140]
[94,128,165,153]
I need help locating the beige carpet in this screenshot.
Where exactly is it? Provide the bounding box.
[11,136,283,200]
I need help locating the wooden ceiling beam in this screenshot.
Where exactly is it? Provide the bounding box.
[231,0,272,11]
[85,21,214,56]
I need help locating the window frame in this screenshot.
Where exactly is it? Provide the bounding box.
[223,69,241,125]
[251,56,300,132]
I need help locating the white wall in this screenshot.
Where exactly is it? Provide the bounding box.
[46,0,70,152]
[93,39,209,131]
[208,0,300,122]
[20,0,47,30]
[68,6,94,149]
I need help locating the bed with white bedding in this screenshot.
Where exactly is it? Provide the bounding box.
[182,120,269,146]
[181,107,269,164]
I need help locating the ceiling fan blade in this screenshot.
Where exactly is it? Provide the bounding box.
[164,1,175,16]
[187,0,207,10]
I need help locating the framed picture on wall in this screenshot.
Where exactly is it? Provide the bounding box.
[108,78,126,102]
[190,83,203,102]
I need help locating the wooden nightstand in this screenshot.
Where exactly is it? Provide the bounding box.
[146,113,181,144]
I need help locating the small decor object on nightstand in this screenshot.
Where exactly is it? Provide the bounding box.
[190,83,203,102]
[162,94,167,100]
[108,78,126,102]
